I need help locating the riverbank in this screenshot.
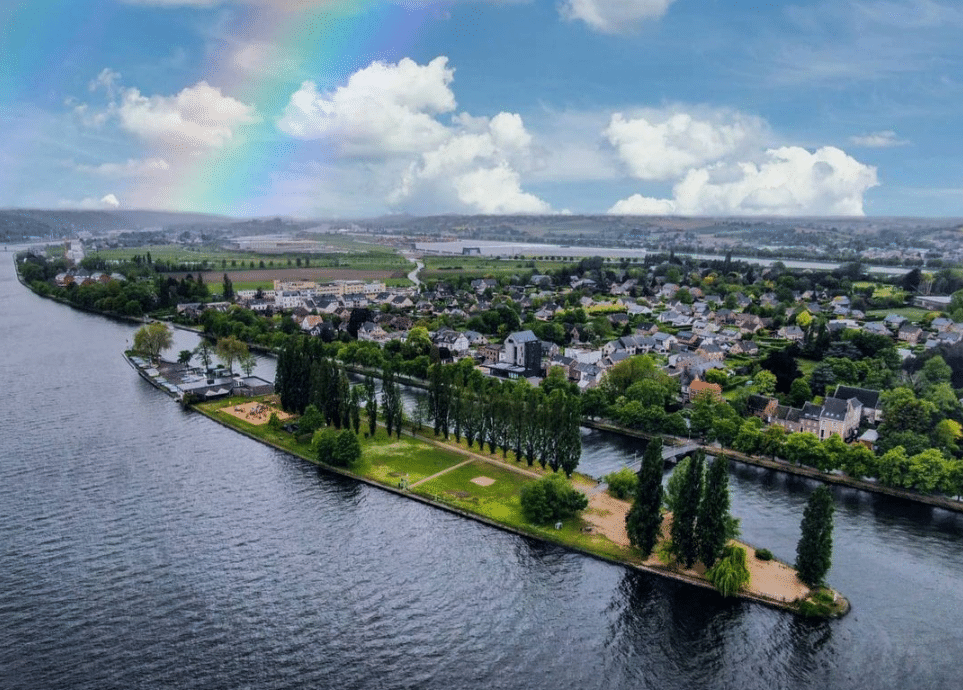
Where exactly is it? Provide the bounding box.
[15,259,956,519]
[119,349,845,618]
[583,419,963,515]
[193,392,847,618]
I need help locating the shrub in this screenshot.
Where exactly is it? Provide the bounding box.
[298,404,324,435]
[520,475,588,525]
[604,467,638,500]
[754,548,774,561]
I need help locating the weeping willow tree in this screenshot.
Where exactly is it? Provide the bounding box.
[705,545,751,597]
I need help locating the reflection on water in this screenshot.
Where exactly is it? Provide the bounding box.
[1,258,961,690]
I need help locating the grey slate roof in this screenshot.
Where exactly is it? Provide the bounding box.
[833,385,880,410]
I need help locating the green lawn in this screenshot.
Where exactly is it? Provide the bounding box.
[796,357,818,377]
[411,459,531,523]
[421,256,577,280]
[865,307,930,321]
[358,434,465,484]
[91,244,409,271]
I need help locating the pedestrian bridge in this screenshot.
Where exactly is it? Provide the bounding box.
[623,442,700,473]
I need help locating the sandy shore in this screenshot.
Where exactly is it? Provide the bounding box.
[581,486,810,603]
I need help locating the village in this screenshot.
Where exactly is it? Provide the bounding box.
[21,235,963,499]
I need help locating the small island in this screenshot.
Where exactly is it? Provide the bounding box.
[126,331,848,619]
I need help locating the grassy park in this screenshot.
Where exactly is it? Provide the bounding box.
[193,394,846,617]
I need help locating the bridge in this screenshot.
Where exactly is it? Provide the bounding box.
[622,442,701,473]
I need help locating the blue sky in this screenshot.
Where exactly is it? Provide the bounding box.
[1,0,961,218]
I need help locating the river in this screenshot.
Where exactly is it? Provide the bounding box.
[1,254,960,689]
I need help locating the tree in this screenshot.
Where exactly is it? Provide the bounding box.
[789,377,813,407]
[753,370,777,397]
[216,336,248,374]
[365,377,378,437]
[331,429,362,467]
[796,486,835,587]
[625,437,665,558]
[519,474,588,525]
[132,322,173,362]
[605,467,638,500]
[313,428,338,462]
[670,451,704,568]
[239,352,256,377]
[194,339,214,371]
[222,273,234,301]
[697,455,731,568]
[177,349,193,366]
[298,404,324,436]
[705,545,751,597]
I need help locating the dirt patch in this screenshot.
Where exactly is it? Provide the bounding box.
[471,476,495,486]
[447,490,473,499]
[583,491,810,603]
[220,400,292,426]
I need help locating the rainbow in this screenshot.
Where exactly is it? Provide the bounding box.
[166,1,431,216]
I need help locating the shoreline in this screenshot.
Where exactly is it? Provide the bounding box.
[126,351,848,619]
[12,262,955,518]
[583,419,963,515]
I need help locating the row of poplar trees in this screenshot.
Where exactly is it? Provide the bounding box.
[625,439,734,569]
[274,337,404,439]
[426,363,582,477]
[625,437,835,587]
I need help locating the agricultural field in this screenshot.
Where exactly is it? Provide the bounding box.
[172,267,405,285]
[91,243,410,272]
[421,256,577,281]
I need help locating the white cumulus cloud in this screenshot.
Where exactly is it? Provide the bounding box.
[560,0,677,34]
[609,146,878,216]
[608,194,676,215]
[390,110,550,214]
[605,109,767,180]
[277,56,550,214]
[117,81,258,149]
[61,194,122,210]
[277,56,455,156]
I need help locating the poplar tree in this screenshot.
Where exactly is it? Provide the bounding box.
[625,437,664,558]
[365,380,378,437]
[671,450,704,568]
[556,392,582,477]
[697,455,731,568]
[796,486,835,586]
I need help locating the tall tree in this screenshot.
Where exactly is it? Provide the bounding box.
[670,450,704,568]
[216,336,248,375]
[222,273,234,301]
[697,455,731,568]
[796,486,835,587]
[350,385,362,434]
[194,339,214,371]
[365,376,378,437]
[625,437,664,558]
[133,322,173,363]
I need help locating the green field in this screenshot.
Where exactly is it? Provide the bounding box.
[853,282,903,299]
[92,243,409,271]
[421,256,577,281]
[359,436,466,484]
[411,459,531,522]
[865,307,930,321]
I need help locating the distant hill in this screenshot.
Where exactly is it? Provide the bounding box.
[0,209,232,241]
